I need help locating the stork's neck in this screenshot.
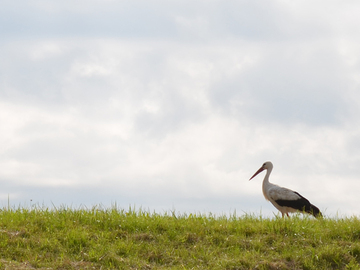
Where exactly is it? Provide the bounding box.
[262,167,273,200]
[262,167,272,184]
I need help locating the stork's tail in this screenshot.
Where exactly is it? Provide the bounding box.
[307,204,322,218]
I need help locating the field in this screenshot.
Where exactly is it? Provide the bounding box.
[0,206,360,269]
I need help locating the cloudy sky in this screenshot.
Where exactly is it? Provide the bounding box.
[1,0,360,217]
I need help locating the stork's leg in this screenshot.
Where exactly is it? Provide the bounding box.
[281,212,284,218]
[286,213,290,217]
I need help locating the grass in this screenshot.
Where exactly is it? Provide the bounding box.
[0,206,360,269]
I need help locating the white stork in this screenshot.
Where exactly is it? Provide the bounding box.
[249,161,322,218]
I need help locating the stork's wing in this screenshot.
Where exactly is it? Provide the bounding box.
[268,186,303,202]
[268,186,320,216]
[268,186,310,209]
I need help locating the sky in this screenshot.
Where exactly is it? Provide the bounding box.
[1,0,360,217]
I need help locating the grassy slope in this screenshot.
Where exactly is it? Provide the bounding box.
[0,207,360,269]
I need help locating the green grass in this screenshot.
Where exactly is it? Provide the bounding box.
[0,206,360,269]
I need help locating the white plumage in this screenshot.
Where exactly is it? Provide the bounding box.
[250,161,322,218]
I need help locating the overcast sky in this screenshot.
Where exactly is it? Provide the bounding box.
[1,0,360,217]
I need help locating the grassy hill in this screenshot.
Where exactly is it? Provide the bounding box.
[0,206,360,269]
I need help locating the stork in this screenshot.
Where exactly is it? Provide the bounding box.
[249,161,322,218]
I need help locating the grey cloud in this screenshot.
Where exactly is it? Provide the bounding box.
[0,1,178,39]
[209,44,348,126]
[0,42,74,105]
[0,1,335,42]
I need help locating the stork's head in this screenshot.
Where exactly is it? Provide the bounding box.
[249,161,273,180]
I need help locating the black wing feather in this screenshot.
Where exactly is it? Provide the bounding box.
[275,192,322,218]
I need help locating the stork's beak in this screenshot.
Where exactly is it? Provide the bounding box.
[249,166,265,181]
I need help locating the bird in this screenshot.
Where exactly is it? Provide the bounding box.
[249,161,322,218]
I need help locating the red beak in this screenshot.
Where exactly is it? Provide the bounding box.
[249,166,265,181]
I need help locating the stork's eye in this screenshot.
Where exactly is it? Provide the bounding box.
[263,163,266,166]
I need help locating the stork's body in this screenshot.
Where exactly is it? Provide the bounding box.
[250,162,322,218]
